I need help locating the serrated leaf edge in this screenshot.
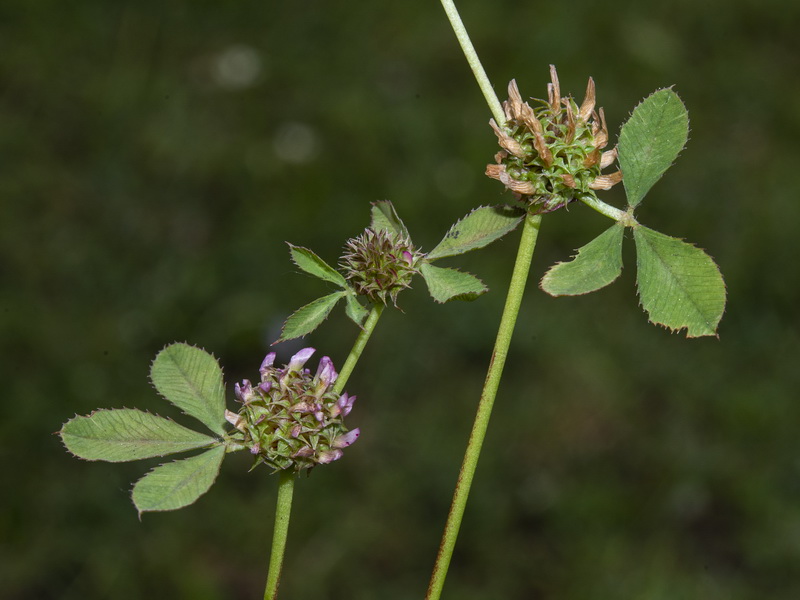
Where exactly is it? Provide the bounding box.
[633,226,726,338]
[619,87,691,208]
[427,204,524,261]
[58,407,219,462]
[148,342,227,435]
[131,446,226,518]
[276,291,346,343]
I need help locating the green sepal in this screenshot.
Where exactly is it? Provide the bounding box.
[288,243,348,288]
[60,409,217,462]
[344,293,369,326]
[150,343,226,436]
[132,445,225,515]
[420,262,487,303]
[634,226,726,337]
[370,200,410,238]
[541,224,625,296]
[277,291,346,342]
[427,205,524,261]
[618,88,689,208]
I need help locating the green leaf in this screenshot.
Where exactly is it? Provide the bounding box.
[344,293,369,326]
[370,200,409,238]
[618,88,689,207]
[634,226,726,337]
[288,244,348,288]
[277,291,346,341]
[541,224,625,296]
[132,445,225,515]
[427,205,524,260]
[60,409,217,462]
[150,343,226,436]
[420,262,488,303]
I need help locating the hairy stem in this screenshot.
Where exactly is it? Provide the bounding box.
[426,213,542,600]
[263,470,295,600]
[439,0,505,125]
[262,302,383,599]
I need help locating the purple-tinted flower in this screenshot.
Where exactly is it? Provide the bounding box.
[332,428,360,449]
[287,347,315,373]
[228,349,360,473]
[314,356,338,393]
[235,380,255,403]
[338,393,356,418]
[292,446,314,459]
[260,352,277,376]
[317,449,344,464]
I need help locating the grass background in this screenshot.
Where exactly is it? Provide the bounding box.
[2,0,799,598]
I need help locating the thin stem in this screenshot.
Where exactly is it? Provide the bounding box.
[264,470,295,600]
[580,195,634,225]
[426,213,542,600]
[261,302,384,600]
[439,0,505,126]
[335,303,384,393]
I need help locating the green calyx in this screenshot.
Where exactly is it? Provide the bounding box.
[339,228,423,306]
[486,65,622,213]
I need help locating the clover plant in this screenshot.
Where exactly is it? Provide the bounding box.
[60,1,725,598]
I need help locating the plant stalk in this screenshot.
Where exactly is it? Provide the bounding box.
[425,213,542,600]
[264,469,294,600]
[262,302,384,599]
[439,0,505,126]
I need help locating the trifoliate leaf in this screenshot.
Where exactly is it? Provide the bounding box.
[132,445,225,515]
[420,262,487,303]
[60,409,217,462]
[618,88,689,208]
[277,291,346,342]
[370,200,410,238]
[288,244,348,288]
[344,293,369,326]
[427,205,524,261]
[541,224,625,296]
[150,343,226,436]
[634,226,726,337]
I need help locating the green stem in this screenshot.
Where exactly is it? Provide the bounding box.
[261,302,384,600]
[580,195,635,225]
[335,303,384,393]
[264,470,294,600]
[426,213,542,600]
[439,0,505,126]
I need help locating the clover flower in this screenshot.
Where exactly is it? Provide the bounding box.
[225,348,360,472]
[486,65,622,213]
[339,228,423,306]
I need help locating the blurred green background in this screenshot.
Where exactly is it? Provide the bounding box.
[2,0,799,598]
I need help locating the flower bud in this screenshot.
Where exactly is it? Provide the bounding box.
[339,228,423,306]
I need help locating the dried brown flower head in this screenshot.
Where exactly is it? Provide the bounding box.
[486,65,622,213]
